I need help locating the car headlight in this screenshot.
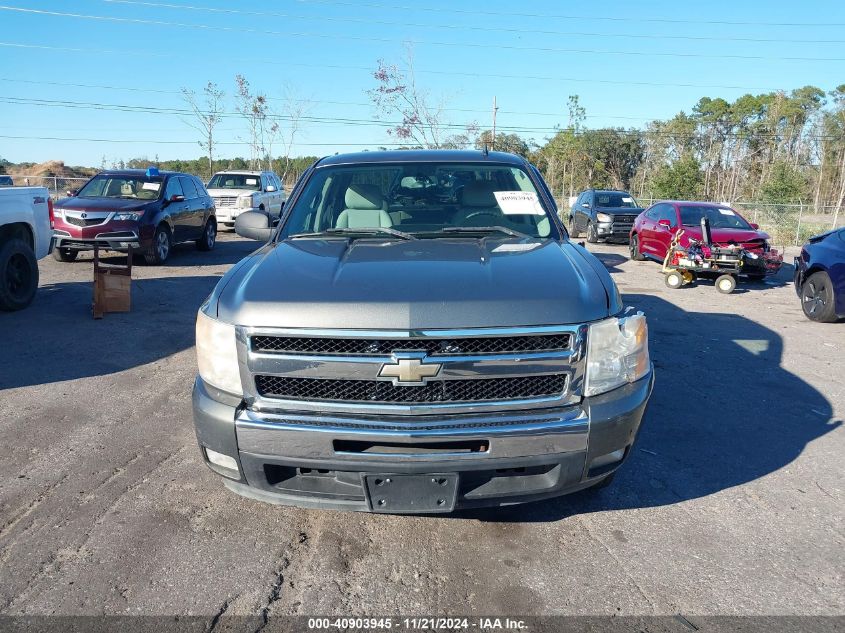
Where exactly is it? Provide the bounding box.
[596,212,612,222]
[196,309,242,394]
[585,313,650,396]
[237,195,255,209]
[113,211,144,221]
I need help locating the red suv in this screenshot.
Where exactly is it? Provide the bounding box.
[52,168,217,265]
[629,201,782,279]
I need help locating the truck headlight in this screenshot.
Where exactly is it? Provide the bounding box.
[596,212,612,222]
[585,313,650,396]
[196,309,242,394]
[237,195,255,209]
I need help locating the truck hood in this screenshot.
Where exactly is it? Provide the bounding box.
[215,238,612,329]
[54,197,153,212]
[595,206,644,216]
[206,188,254,198]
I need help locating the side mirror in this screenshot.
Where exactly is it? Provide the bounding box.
[750,223,759,229]
[658,219,672,228]
[265,185,277,193]
[235,211,273,241]
[66,189,78,197]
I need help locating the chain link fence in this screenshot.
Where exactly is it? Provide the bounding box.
[556,196,844,248]
[7,176,90,199]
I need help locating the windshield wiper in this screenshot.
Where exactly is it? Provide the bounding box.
[437,226,531,239]
[290,227,417,241]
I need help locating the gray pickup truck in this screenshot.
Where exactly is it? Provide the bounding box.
[193,150,653,513]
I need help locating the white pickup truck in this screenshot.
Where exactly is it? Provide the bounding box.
[0,186,53,311]
[206,170,286,227]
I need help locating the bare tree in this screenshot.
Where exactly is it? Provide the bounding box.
[235,75,269,169]
[277,90,311,185]
[368,47,474,149]
[181,81,224,178]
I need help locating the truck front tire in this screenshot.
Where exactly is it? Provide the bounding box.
[0,238,39,311]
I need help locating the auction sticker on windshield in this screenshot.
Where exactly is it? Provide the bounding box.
[142,182,161,191]
[494,191,545,215]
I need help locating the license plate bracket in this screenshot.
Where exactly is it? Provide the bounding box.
[363,473,458,513]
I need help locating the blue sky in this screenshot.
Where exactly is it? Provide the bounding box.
[1,0,843,166]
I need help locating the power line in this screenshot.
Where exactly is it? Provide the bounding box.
[0,133,411,146]
[0,77,656,121]
[0,43,799,93]
[2,96,843,142]
[293,0,845,28]
[2,6,843,62]
[98,0,845,44]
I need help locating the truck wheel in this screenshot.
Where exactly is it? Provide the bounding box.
[629,234,645,261]
[196,218,217,252]
[801,271,837,322]
[568,216,579,238]
[586,221,599,243]
[144,224,172,265]
[0,238,39,311]
[664,270,684,289]
[715,274,736,294]
[52,247,78,262]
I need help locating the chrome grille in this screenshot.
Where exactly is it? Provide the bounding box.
[251,334,571,356]
[64,215,106,227]
[255,374,567,404]
[213,196,239,207]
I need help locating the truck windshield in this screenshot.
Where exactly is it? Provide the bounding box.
[594,192,638,208]
[77,175,164,200]
[208,173,262,190]
[281,162,554,239]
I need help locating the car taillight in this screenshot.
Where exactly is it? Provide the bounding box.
[48,197,55,229]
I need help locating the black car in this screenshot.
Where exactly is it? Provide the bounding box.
[568,189,645,244]
[52,168,217,264]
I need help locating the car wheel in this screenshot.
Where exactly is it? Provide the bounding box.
[586,221,598,243]
[568,216,579,238]
[629,234,645,261]
[715,274,737,294]
[52,247,78,262]
[0,238,38,311]
[144,224,172,265]
[801,271,837,322]
[196,218,217,252]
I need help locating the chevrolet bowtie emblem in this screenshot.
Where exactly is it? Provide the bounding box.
[378,356,442,386]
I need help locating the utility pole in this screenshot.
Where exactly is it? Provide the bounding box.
[491,96,498,151]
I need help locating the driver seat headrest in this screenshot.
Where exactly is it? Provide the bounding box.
[462,182,497,208]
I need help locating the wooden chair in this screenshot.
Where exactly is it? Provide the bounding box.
[93,245,132,319]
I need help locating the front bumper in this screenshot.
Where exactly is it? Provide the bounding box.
[596,221,633,242]
[52,230,143,252]
[192,370,654,512]
[215,207,251,224]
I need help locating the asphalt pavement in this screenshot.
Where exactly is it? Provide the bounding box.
[0,233,842,623]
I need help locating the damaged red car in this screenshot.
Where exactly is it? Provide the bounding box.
[629,201,782,279]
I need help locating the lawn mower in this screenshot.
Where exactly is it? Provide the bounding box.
[661,218,753,294]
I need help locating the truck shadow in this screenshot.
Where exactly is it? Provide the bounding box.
[469,293,840,522]
[0,273,225,390]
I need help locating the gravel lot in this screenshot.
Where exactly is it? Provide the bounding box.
[0,233,842,621]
